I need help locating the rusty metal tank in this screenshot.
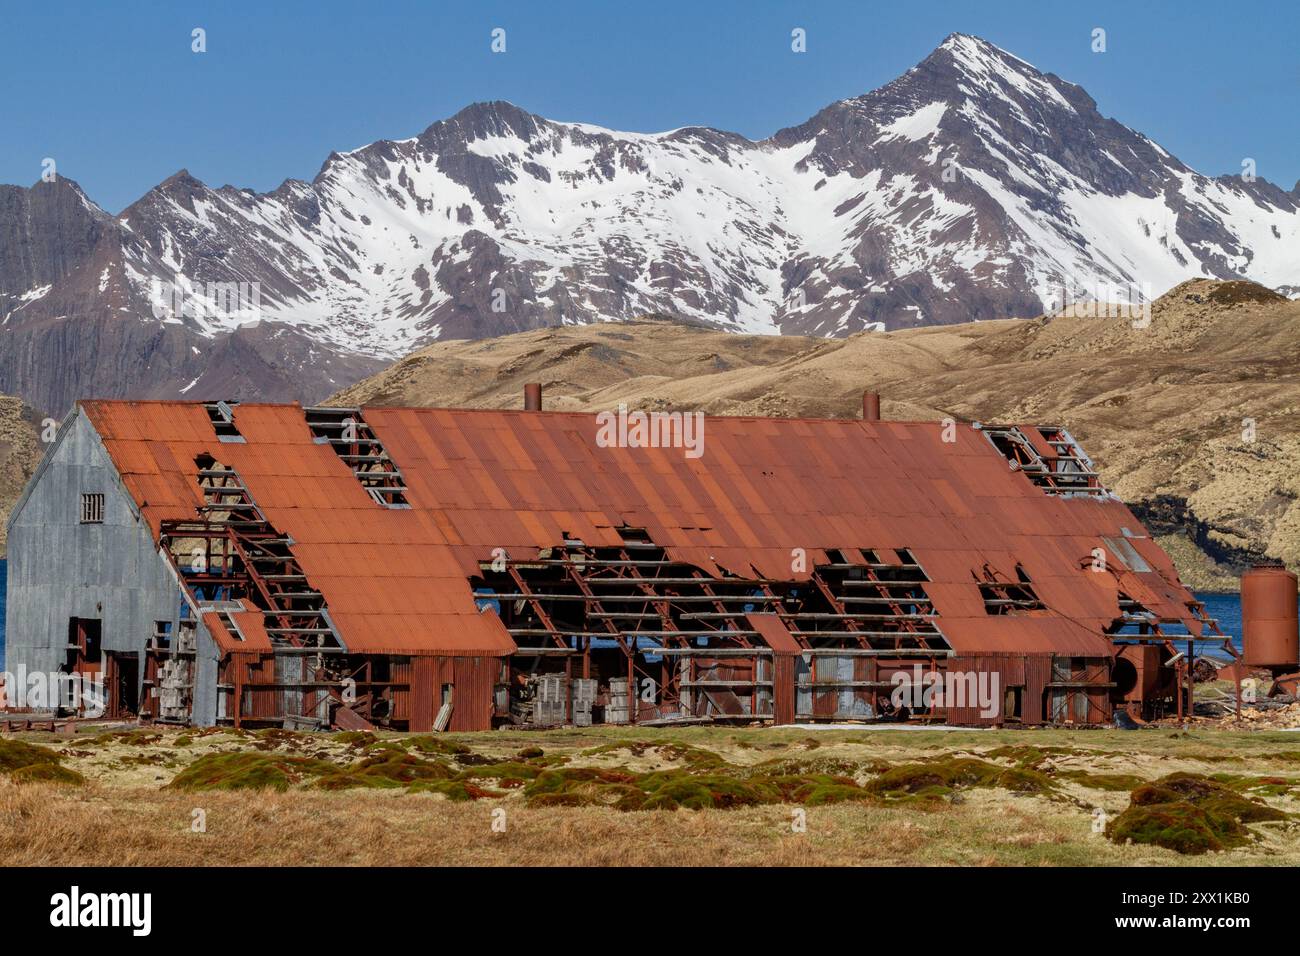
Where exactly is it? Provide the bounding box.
[1241,561,1299,668]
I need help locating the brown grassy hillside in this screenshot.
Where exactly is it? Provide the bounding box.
[330,279,1300,590]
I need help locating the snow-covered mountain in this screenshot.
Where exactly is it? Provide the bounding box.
[2,33,1297,414]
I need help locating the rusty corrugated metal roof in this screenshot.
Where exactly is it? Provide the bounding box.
[81,399,1205,659]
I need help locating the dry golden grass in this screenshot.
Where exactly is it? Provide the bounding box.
[3,723,1300,866]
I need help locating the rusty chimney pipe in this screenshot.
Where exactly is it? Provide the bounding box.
[524,382,543,411]
[862,391,880,422]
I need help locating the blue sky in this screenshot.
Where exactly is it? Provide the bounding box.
[1,0,1296,212]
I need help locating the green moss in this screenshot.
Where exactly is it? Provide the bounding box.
[0,738,83,784]
[752,756,868,777]
[1057,769,1146,791]
[1236,776,1296,797]
[360,739,409,754]
[9,762,85,786]
[520,760,875,812]
[405,735,471,756]
[1107,800,1238,854]
[333,731,377,746]
[870,758,991,793]
[316,751,455,790]
[868,757,1058,799]
[456,761,542,782]
[251,728,311,751]
[994,767,1055,794]
[764,774,875,806]
[168,752,336,791]
[645,772,775,810]
[409,779,495,801]
[983,745,1088,768]
[0,738,65,772]
[1106,773,1288,855]
[92,729,163,746]
[579,740,723,768]
[527,767,636,795]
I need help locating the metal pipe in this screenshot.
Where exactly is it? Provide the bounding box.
[863,391,881,421]
[524,382,543,411]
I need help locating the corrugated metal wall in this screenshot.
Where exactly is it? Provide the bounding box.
[407,656,498,732]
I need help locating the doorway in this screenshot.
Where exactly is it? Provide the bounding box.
[65,618,103,715]
[106,652,140,718]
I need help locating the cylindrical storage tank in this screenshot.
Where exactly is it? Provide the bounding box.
[1242,561,1299,668]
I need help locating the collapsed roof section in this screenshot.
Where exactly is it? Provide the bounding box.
[80,399,1209,660]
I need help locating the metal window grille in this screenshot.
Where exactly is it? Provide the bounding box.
[80,493,104,523]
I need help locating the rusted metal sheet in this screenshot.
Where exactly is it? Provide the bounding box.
[447,657,497,732]
[745,613,801,655]
[225,651,280,724]
[409,657,436,732]
[1023,653,1053,724]
[201,600,273,653]
[772,655,796,725]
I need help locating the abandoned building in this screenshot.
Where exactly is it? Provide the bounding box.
[1,390,1233,731]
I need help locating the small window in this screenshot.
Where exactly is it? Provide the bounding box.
[80,493,104,524]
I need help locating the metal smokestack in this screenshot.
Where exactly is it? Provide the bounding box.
[862,391,881,422]
[524,383,543,411]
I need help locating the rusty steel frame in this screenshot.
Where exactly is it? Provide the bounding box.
[156,461,371,729]
[472,532,954,724]
[978,424,1109,496]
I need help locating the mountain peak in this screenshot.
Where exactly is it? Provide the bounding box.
[926,32,1062,91]
[155,169,207,194]
[887,31,1090,127]
[937,32,1027,64]
[420,100,546,145]
[3,33,1296,420]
